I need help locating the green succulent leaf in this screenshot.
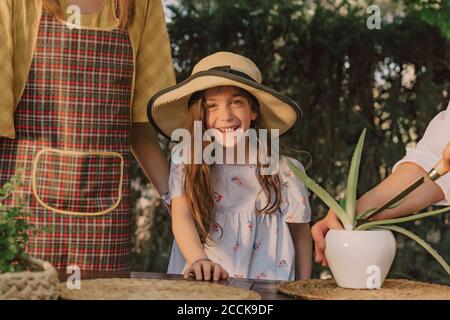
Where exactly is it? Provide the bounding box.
[286,157,353,230]
[356,206,450,230]
[372,225,450,275]
[339,197,346,209]
[345,129,366,227]
[357,207,377,220]
[357,198,406,220]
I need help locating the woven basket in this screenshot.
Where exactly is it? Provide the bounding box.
[0,257,59,300]
[59,278,261,300]
[279,279,450,300]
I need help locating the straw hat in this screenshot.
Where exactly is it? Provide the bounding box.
[148,52,302,138]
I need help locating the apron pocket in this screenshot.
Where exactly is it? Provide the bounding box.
[32,148,124,216]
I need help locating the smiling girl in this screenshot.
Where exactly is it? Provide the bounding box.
[148,52,312,281]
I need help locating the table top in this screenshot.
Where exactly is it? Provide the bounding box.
[57,269,294,300]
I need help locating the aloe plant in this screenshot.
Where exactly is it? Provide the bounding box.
[286,130,450,275]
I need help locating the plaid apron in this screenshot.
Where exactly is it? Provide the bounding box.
[0,9,134,271]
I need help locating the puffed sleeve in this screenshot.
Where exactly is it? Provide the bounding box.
[0,0,15,138]
[168,160,186,203]
[131,0,176,123]
[278,157,312,223]
[393,103,450,205]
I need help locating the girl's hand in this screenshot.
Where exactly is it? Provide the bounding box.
[184,258,229,281]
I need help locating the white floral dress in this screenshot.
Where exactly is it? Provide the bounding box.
[167,157,311,281]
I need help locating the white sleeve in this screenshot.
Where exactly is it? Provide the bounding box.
[278,157,312,223]
[393,102,450,205]
[168,161,186,203]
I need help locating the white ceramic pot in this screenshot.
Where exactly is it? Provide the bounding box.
[325,229,396,289]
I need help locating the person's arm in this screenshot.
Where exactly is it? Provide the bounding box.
[288,223,312,280]
[312,151,449,266]
[0,0,15,139]
[171,196,229,281]
[360,140,450,220]
[358,162,445,221]
[130,123,169,196]
[312,162,445,266]
[129,0,175,196]
[281,157,313,278]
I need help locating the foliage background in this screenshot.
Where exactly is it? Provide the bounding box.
[131,0,450,284]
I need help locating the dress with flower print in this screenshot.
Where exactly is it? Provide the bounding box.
[166,157,311,281]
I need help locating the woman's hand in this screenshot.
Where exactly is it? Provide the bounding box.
[184,258,229,281]
[311,210,343,266]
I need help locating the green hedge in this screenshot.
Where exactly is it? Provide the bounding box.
[132,0,449,284]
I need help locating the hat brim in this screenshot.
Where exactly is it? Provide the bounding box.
[148,70,302,139]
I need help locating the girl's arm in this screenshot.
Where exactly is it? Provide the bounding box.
[171,196,209,265]
[172,196,229,281]
[130,123,169,196]
[288,223,312,280]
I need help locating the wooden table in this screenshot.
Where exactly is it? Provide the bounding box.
[57,269,294,300]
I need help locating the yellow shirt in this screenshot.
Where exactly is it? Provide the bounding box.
[0,0,176,139]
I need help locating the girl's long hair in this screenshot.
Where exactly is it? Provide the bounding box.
[183,87,282,245]
[42,0,133,29]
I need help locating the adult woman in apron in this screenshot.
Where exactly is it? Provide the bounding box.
[0,0,175,271]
